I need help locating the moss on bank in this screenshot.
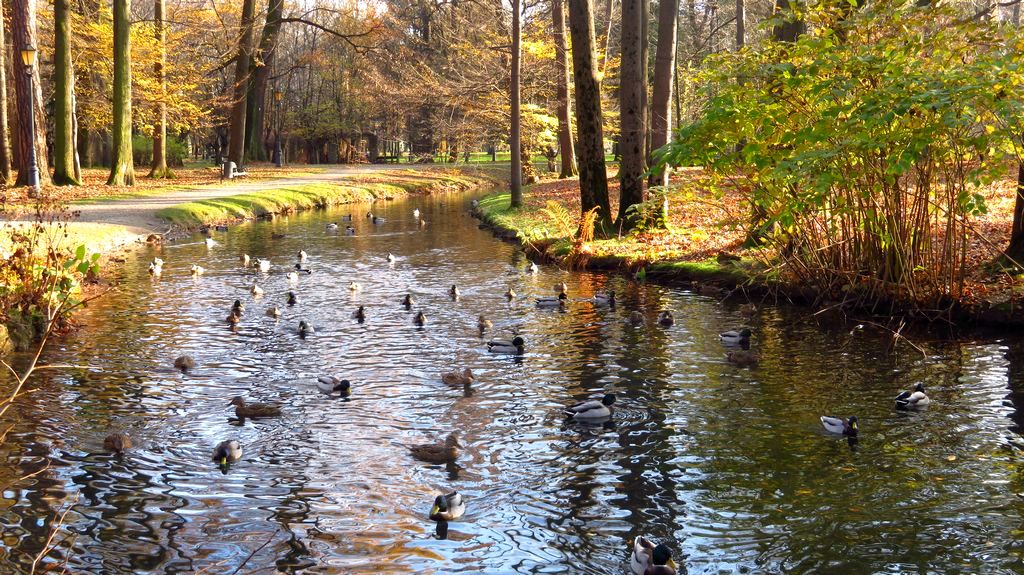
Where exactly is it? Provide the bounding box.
[157,171,491,227]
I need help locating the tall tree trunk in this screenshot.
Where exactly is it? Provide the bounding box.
[11,0,49,188]
[648,0,677,188]
[617,0,645,227]
[552,0,577,178]
[107,0,134,185]
[568,0,611,224]
[227,0,256,169]
[245,0,283,163]
[772,0,805,42]
[640,0,650,160]
[510,0,523,207]
[0,0,12,184]
[600,0,614,75]
[1007,164,1024,263]
[53,0,79,184]
[735,0,744,48]
[150,0,171,177]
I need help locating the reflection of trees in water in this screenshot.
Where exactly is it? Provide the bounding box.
[1004,340,1024,436]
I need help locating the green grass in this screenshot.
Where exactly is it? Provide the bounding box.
[476,192,562,242]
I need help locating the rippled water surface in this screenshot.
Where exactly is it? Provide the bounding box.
[3,189,1024,574]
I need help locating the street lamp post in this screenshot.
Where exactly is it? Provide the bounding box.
[273,90,283,168]
[21,47,39,197]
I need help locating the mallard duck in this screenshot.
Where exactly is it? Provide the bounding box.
[298,320,312,337]
[413,208,421,218]
[402,294,415,309]
[373,216,386,224]
[240,254,251,267]
[738,303,758,316]
[536,292,568,308]
[348,281,362,292]
[477,315,492,333]
[231,300,244,314]
[190,264,205,276]
[564,393,616,419]
[271,232,286,240]
[227,310,242,325]
[205,237,216,248]
[554,282,568,294]
[287,271,299,284]
[326,222,339,231]
[256,258,271,273]
[449,285,461,300]
[699,284,721,297]
[471,199,480,208]
[366,211,374,219]
[386,252,396,263]
[442,368,474,386]
[408,432,461,463]
[251,284,264,297]
[820,415,858,436]
[726,349,759,367]
[487,336,525,354]
[345,226,356,236]
[628,311,645,325]
[414,311,427,326]
[526,262,539,274]
[341,214,353,221]
[505,288,516,301]
[294,263,312,274]
[212,440,242,465]
[265,306,281,318]
[103,432,132,454]
[720,328,752,344]
[316,376,351,396]
[287,292,298,306]
[174,355,195,372]
[895,383,930,410]
[658,311,674,326]
[298,250,308,261]
[148,262,162,277]
[630,536,677,575]
[592,291,616,306]
[429,491,465,522]
[353,305,366,322]
[229,396,282,418]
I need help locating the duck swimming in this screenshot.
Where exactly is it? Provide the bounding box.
[895,383,930,410]
[536,292,568,309]
[408,432,462,464]
[229,396,282,418]
[287,271,299,284]
[298,320,312,337]
[477,315,492,333]
[174,355,195,372]
[429,492,465,522]
[294,263,312,274]
[373,216,386,224]
[820,415,858,436]
[190,264,205,276]
[487,336,525,354]
[564,393,616,419]
[441,368,474,386]
[103,432,132,454]
[726,349,759,367]
[326,223,339,231]
[630,537,677,575]
[212,440,242,465]
[386,252,396,263]
[526,262,539,274]
[720,328,752,344]
[148,262,162,277]
[316,376,351,397]
[657,311,674,326]
[353,305,366,323]
[505,288,516,301]
[287,292,298,306]
[345,226,356,236]
[251,284,264,297]
[265,306,281,318]
[402,294,415,309]
[592,291,616,306]
[298,250,308,261]
[449,285,461,300]
[256,259,271,273]
[240,254,251,267]
[414,311,427,326]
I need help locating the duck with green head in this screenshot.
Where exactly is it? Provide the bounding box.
[212,440,242,466]
[487,336,524,354]
[429,491,465,522]
[820,415,858,436]
[630,536,677,575]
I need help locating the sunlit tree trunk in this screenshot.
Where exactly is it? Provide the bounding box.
[245,0,283,163]
[510,0,523,207]
[568,0,612,225]
[107,0,134,185]
[53,0,79,185]
[735,0,744,48]
[552,0,577,178]
[600,0,614,76]
[227,0,256,169]
[11,0,49,188]
[617,0,645,227]
[648,0,677,188]
[0,0,12,184]
[150,0,171,177]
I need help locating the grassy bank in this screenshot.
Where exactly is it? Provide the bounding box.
[156,170,491,227]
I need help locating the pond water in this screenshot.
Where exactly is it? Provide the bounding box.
[2,188,1024,574]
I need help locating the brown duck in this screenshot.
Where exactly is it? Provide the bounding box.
[103,432,132,454]
[408,432,462,464]
[441,368,474,386]
[229,396,282,418]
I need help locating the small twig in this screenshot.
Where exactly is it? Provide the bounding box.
[229,531,278,575]
[30,493,79,575]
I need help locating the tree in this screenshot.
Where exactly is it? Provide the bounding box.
[510,0,523,207]
[617,0,645,226]
[11,0,50,188]
[228,0,257,169]
[735,0,744,48]
[107,0,135,186]
[53,0,80,185]
[0,0,12,184]
[772,0,805,42]
[245,0,284,163]
[568,0,612,224]
[150,0,172,178]
[552,0,577,178]
[648,0,678,188]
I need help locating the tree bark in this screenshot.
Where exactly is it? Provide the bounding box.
[552,0,577,178]
[600,0,614,76]
[53,0,79,184]
[640,0,649,160]
[568,0,611,225]
[227,0,257,169]
[0,0,12,184]
[772,0,805,42]
[11,0,49,187]
[107,0,134,185]
[1007,164,1024,263]
[617,0,645,226]
[150,0,171,177]
[735,0,744,49]
[245,0,283,163]
[510,0,523,207]
[648,0,677,188]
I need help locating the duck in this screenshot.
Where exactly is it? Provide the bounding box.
[287,271,299,284]
[265,306,281,318]
[487,336,525,354]
[353,305,366,322]
[402,294,415,309]
[229,300,244,316]
[895,383,930,410]
[386,252,396,263]
[256,258,271,273]
[536,292,568,309]
[287,292,298,306]
[720,328,752,344]
[251,284,264,297]
[592,291,616,306]
[151,257,164,267]
[429,491,466,522]
[408,432,461,464]
[229,396,282,418]
[738,303,758,316]
[627,311,645,326]
[726,349,759,367]
[366,211,374,219]
[345,226,356,236]
[240,254,251,267]
[326,222,339,231]
[205,237,216,248]
[449,285,461,300]
[212,440,242,466]
[349,281,362,291]
[316,376,351,396]
[341,214,353,221]
[820,415,858,436]
[471,198,480,208]
[554,282,568,295]
[477,315,492,333]
[298,320,312,337]
[442,368,474,386]
[103,432,132,454]
[298,250,308,262]
[227,310,242,325]
[190,264,205,276]
[505,288,516,301]
[414,311,427,326]
[294,263,312,274]
[417,217,427,227]
[373,216,386,224]
[413,208,421,218]
[174,355,195,372]
[564,393,616,419]
[526,262,539,274]
[630,536,677,575]
[148,262,162,277]
[271,232,286,240]
[657,311,674,326]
